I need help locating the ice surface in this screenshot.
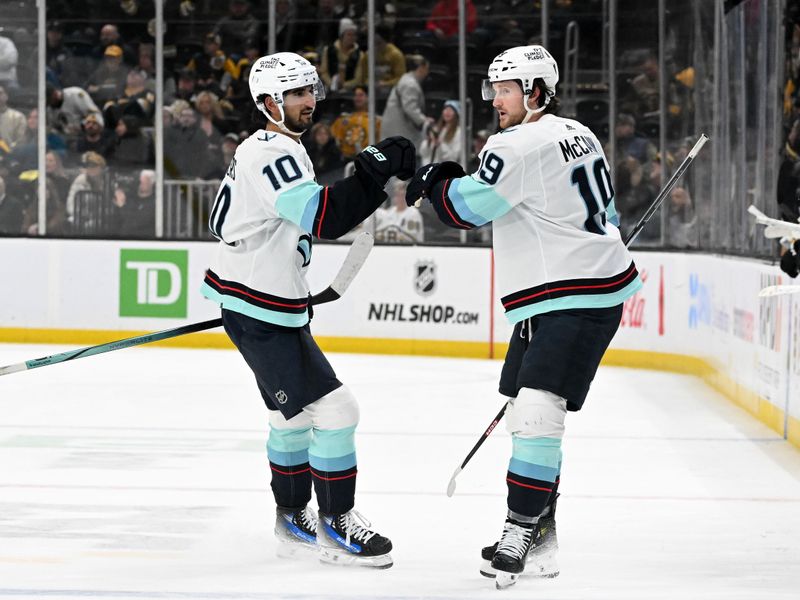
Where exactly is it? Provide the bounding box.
[0,343,798,599]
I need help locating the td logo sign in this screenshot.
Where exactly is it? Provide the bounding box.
[119,249,188,318]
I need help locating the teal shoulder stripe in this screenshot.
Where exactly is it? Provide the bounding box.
[505,276,643,323]
[449,176,514,226]
[607,199,619,227]
[276,180,322,233]
[200,282,309,327]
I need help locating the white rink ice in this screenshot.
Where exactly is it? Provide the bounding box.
[1,343,799,600]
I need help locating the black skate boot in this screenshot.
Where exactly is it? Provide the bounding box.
[274,505,318,559]
[480,496,560,580]
[490,513,536,589]
[317,509,393,568]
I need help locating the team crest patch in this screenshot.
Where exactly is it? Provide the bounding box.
[226,157,236,180]
[414,260,436,297]
[275,390,288,404]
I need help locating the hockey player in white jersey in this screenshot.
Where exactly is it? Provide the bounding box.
[406,45,642,588]
[201,52,415,569]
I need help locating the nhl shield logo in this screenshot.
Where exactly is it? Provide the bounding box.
[414,260,436,296]
[275,390,288,404]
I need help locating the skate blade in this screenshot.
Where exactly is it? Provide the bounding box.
[479,559,497,579]
[495,571,520,590]
[319,546,393,569]
[275,539,319,560]
[481,557,559,579]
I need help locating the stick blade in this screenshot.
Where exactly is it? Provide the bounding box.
[758,285,800,298]
[446,466,461,497]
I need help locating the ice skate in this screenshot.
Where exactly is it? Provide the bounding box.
[480,499,560,580]
[274,505,318,559]
[317,509,393,569]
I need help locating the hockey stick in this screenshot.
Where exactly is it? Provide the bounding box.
[758,285,800,298]
[624,133,708,246]
[0,232,374,377]
[447,135,711,497]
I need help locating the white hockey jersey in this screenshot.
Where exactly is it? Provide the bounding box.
[200,130,326,327]
[441,113,642,323]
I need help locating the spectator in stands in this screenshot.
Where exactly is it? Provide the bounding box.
[197,90,232,135]
[303,121,345,186]
[110,115,151,169]
[331,85,380,160]
[0,85,26,150]
[22,154,70,236]
[104,68,156,127]
[46,150,71,209]
[614,113,656,166]
[6,109,67,172]
[0,33,19,90]
[629,52,659,119]
[320,18,362,92]
[0,174,24,234]
[780,119,800,214]
[66,151,108,228]
[381,54,432,150]
[95,24,134,64]
[426,0,478,41]
[72,112,116,162]
[112,168,156,238]
[215,0,260,57]
[87,45,129,107]
[351,26,405,95]
[46,21,77,88]
[164,106,213,179]
[221,132,239,168]
[468,128,490,173]
[172,69,198,103]
[420,99,462,165]
[614,156,657,242]
[274,0,298,53]
[301,0,349,51]
[375,178,424,243]
[188,33,231,93]
[47,84,103,137]
[650,152,695,247]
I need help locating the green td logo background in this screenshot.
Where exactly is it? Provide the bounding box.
[119,249,188,318]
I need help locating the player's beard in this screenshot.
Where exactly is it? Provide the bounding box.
[285,110,313,134]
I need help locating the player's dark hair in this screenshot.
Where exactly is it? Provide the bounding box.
[532,78,559,115]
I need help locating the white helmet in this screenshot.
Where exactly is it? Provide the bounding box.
[249,52,325,135]
[482,45,559,123]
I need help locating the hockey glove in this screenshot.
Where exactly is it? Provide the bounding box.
[405,161,467,206]
[354,136,417,188]
[780,245,800,278]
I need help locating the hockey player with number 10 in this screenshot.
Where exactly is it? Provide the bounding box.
[201,52,416,569]
[406,45,643,588]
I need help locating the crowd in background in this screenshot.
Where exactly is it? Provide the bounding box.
[0,0,780,247]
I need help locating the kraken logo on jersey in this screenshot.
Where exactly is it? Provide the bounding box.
[226,157,236,180]
[275,390,288,404]
[414,260,437,297]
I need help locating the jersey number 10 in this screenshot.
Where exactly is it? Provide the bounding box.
[571,158,614,235]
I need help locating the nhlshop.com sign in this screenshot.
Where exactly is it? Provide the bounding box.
[368,303,479,325]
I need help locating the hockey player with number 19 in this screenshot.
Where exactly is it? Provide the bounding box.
[201,52,416,569]
[406,45,643,588]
